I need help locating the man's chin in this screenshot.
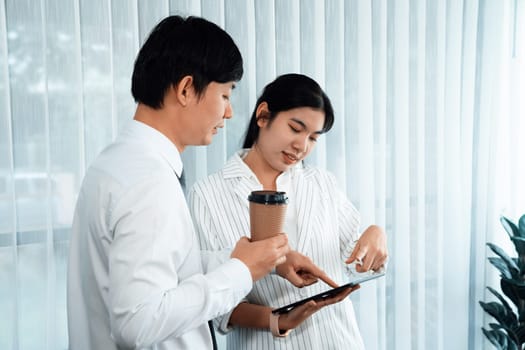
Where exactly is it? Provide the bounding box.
[201,136,213,146]
[188,133,215,147]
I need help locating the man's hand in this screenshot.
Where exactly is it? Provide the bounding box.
[276,251,338,288]
[278,284,359,330]
[346,225,388,273]
[231,235,289,282]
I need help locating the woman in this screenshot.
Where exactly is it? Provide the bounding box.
[188,73,388,349]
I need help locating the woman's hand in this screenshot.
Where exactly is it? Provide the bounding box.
[277,285,359,330]
[276,250,338,288]
[346,225,388,272]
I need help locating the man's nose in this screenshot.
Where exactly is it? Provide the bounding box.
[224,102,233,119]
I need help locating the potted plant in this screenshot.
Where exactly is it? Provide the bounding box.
[480,214,525,349]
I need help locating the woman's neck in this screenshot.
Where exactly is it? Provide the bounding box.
[243,147,281,190]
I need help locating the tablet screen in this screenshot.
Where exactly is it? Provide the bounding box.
[271,272,385,315]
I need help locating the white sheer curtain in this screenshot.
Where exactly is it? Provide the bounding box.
[0,0,524,349]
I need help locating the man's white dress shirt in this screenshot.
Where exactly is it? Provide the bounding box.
[188,150,366,350]
[67,121,252,350]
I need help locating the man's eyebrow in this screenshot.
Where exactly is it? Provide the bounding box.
[231,83,236,90]
[290,118,323,134]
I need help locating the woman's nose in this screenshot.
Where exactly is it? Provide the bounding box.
[293,135,308,153]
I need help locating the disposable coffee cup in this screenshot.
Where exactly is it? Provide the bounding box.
[248,190,288,241]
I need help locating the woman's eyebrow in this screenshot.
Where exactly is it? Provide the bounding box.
[290,118,323,134]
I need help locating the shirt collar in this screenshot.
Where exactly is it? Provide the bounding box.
[119,120,183,177]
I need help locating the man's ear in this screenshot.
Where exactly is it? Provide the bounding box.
[256,102,270,128]
[175,75,194,106]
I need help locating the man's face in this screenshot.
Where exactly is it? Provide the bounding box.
[179,81,235,146]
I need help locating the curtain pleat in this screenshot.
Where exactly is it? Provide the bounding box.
[299,0,326,167]
[0,2,17,349]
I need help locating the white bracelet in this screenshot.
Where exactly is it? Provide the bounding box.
[269,312,291,337]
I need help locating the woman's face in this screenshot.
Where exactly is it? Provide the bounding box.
[255,106,325,173]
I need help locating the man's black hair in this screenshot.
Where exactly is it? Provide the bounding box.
[131,16,243,109]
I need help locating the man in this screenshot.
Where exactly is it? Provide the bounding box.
[67,16,288,349]
[67,16,332,350]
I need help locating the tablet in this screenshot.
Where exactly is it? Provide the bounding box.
[271,272,385,315]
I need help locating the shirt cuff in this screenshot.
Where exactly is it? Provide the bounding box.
[206,258,252,299]
[228,257,253,286]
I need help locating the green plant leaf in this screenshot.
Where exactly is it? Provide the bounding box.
[503,277,525,288]
[519,214,525,238]
[503,324,523,346]
[518,298,525,323]
[482,327,517,350]
[511,236,525,257]
[514,324,525,345]
[489,323,505,330]
[501,279,525,312]
[481,214,525,350]
[479,301,517,328]
[489,257,513,279]
[501,216,521,238]
[520,308,525,323]
[488,243,520,275]
[502,279,521,309]
[488,286,515,314]
[481,327,504,349]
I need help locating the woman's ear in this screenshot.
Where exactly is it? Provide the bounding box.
[256,102,270,127]
[175,75,194,106]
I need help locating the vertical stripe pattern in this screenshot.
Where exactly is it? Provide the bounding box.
[188,152,365,350]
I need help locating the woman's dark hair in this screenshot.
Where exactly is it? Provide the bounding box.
[242,73,334,148]
[131,15,243,109]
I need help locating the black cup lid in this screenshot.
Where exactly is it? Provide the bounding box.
[248,190,288,204]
